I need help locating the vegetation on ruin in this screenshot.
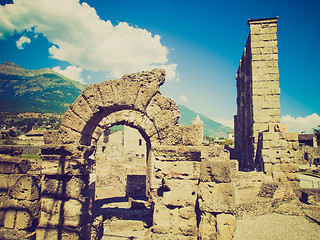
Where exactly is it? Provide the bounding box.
[21,154,41,160]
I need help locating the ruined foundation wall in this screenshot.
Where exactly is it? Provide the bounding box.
[150,145,235,240]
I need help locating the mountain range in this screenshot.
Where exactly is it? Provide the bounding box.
[0,61,232,138]
[0,61,85,113]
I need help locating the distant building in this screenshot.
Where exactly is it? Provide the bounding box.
[228,131,234,141]
[18,129,45,146]
[298,133,317,147]
[193,115,203,143]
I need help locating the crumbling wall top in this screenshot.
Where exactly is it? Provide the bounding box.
[248,17,279,25]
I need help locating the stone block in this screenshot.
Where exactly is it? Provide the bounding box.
[154,161,200,180]
[275,123,288,133]
[41,144,83,158]
[42,176,86,201]
[64,199,83,227]
[285,132,298,141]
[153,203,173,232]
[178,206,197,220]
[280,163,299,173]
[152,146,202,162]
[181,125,203,146]
[60,109,87,133]
[44,130,60,144]
[134,86,159,111]
[41,159,88,175]
[8,175,40,201]
[262,132,280,141]
[97,80,115,108]
[81,84,104,113]
[110,80,141,108]
[0,174,8,190]
[272,171,288,182]
[285,172,299,182]
[216,213,236,240]
[162,180,198,207]
[39,198,62,227]
[58,126,82,145]
[15,210,32,229]
[200,160,231,183]
[36,228,80,240]
[177,217,198,236]
[198,182,235,213]
[0,146,23,156]
[0,209,5,226]
[198,212,217,240]
[264,163,273,173]
[0,162,20,174]
[70,95,93,122]
[4,209,16,228]
[0,228,35,240]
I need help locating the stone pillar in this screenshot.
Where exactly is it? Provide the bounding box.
[150,146,201,239]
[235,17,280,170]
[36,144,94,240]
[198,157,236,240]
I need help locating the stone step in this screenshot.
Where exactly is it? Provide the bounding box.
[102,219,148,239]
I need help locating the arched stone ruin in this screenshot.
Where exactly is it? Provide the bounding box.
[33,69,235,239]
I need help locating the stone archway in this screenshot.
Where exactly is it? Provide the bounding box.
[56,69,181,147]
[37,69,235,240]
[56,68,184,202]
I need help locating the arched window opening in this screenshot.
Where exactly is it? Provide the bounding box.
[94,124,148,206]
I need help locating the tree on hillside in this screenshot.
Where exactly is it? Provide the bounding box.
[314,125,320,145]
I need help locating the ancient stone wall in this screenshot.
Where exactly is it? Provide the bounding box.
[235,17,280,170]
[257,124,299,183]
[37,144,94,239]
[150,145,235,240]
[0,146,41,240]
[235,17,300,183]
[31,69,235,240]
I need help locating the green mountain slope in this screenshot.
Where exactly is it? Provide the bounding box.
[178,105,233,138]
[0,61,86,114]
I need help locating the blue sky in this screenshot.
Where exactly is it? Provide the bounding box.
[0,0,319,132]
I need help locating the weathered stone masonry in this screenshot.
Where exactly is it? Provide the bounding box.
[235,17,281,170]
[234,17,299,183]
[0,146,41,240]
[32,69,235,239]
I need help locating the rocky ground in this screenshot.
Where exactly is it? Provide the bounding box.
[233,170,320,240]
[235,213,320,240]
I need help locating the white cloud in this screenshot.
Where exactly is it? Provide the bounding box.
[0,0,178,80]
[179,95,189,103]
[281,113,320,133]
[52,65,84,84]
[16,36,31,49]
[158,63,179,81]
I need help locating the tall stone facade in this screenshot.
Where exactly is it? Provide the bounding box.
[234,17,299,184]
[235,17,281,170]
